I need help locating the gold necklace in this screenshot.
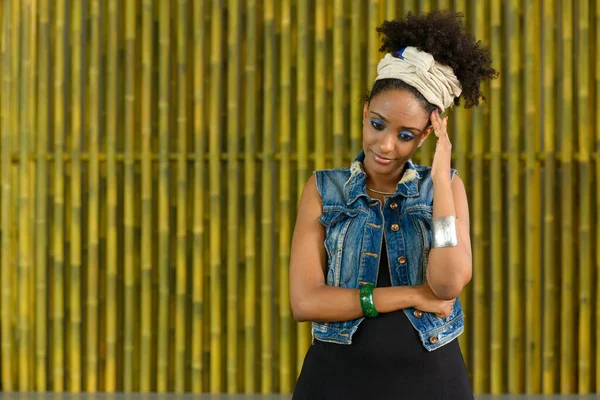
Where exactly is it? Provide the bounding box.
[366,187,395,196]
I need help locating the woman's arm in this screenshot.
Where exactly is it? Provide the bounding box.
[289,175,453,322]
[425,174,473,300]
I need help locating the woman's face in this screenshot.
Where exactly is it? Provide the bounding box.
[362,89,432,179]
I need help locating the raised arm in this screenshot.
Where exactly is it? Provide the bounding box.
[289,175,453,322]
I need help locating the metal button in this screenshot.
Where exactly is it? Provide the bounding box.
[397,256,406,264]
[413,310,423,318]
[390,202,398,210]
[429,336,438,344]
[391,224,399,231]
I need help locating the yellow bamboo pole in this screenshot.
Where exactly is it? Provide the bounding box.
[596,0,600,390]
[279,0,292,392]
[385,0,396,20]
[261,0,275,392]
[576,0,591,393]
[418,0,431,14]
[470,0,488,392]
[436,0,451,10]
[174,0,189,393]
[51,0,66,391]
[0,0,15,389]
[314,1,326,171]
[451,0,470,367]
[350,0,363,156]
[191,0,207,393]
[295,0,311,378]
[402,0,415,16]
[35,0,50,391]
[523,0,541,393]
[542,0,557,393]
[139,0,154,392]
[225,0,240,393]
[156,0,171,392]
[489,0,503,393]
[332,0,344,168]
[560,0,574,393]
[105,0,119,391]
[69,0,83,390]
[367,0,380,87]
[209,0,223,392]
[17,0,32,390]
[506,0,523,392]
[85,0,101,391]
[123,0,137,391]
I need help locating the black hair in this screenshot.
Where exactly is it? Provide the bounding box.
[364,10,498,112]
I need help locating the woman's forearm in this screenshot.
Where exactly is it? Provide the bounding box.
[426,179,472,300]
[292,284,419,323]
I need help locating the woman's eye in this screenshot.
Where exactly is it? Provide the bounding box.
[370,120,384,131]
[398,131,415,141]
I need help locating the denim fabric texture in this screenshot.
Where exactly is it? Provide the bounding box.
[312,151,462,351]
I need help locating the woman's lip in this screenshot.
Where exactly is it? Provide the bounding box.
[373,152,393,164]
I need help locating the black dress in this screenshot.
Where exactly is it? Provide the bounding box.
[293,243,473,400]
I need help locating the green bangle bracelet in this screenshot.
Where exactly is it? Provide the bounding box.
[359,283,379,318]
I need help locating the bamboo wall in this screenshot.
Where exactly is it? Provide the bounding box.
[0,0,598,395]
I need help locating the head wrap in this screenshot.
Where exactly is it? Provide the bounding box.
[375,47,462,112]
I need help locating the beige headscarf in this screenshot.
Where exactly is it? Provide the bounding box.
[375,47,462,113]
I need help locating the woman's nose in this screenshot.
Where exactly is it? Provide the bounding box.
[379,134,395,153]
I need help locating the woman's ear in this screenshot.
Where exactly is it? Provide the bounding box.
[418,126,434,147]
[362,103,369,124]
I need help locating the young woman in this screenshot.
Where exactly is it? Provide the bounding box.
[290,10,497,399]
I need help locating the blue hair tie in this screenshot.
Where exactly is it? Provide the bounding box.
[393,47,407,60]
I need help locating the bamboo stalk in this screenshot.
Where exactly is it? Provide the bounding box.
[209,0,223,392]
[505,0,524,393]
[174,0,189,392]
[523,0,541,393]
[139,0,154,392]
[51,0,66,391]
[596,0,600,390]
[191,0,207,393]
[489,0,503,393]
[470,0,488,392]
[385,0,396,20]
[436,0,451,9]
[156,0,171,392]
[279,0,292,392]
[367,0,380,87]
[559,0,574,393]
[451,2,471,369]
[261,0,276,392]
[69,0,83,390]
[402,0,415,16]
[105,0,120,391]
[33,0,50,391]
[123,0,137,391]
[16,0,32,390]
[418,0,431,14]
[314,2,326,171]
[576,0,591,393]
[542,0,557,393]
[350,0,363,156]
[295,0,311,377]
[86,0,101,391]
[225,0,240,393]
[0,0,15,389]
[332,0,344,168]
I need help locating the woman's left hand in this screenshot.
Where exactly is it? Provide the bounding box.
[430,109,452,184]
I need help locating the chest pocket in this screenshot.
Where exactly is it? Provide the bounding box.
[319,206,365,287]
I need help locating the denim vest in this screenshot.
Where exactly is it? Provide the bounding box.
[312,151,463,351]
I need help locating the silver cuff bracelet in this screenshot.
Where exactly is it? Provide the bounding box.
[431,216,458,248]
